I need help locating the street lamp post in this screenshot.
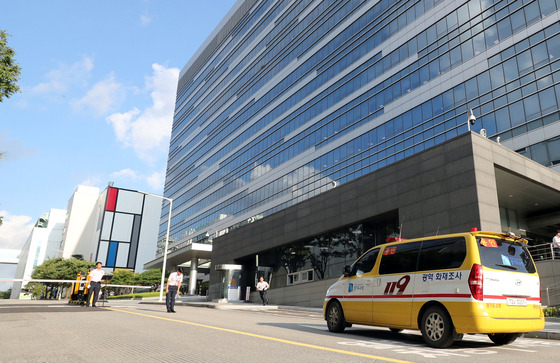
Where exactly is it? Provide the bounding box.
[138,191,173,303]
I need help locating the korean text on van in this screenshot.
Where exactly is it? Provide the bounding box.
[323,231,544,348]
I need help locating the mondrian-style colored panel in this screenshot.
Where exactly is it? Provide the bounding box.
[111,213,134,242]
[116,243,130,267]
[106,187,118,211]
[127,215,142,269]
[115,190,143,214]
[97,241,109,266]
[101,212,114,240]
[106,241,118,267]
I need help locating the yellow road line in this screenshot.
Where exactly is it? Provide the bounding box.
[105,307,411,363]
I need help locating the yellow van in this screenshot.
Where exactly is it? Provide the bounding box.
[323,230,544,348]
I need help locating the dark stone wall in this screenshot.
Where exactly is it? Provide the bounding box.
[209,133,485,300]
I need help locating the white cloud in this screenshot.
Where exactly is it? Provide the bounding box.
[146,170,165,189]
[72,74,126,116]
[106,108,140,143]
[79,177,102,188]
[106,63,179,164]
[0,133,35,162]
[140,14,152,26]
[107,168,165,190]
[110,168,140,180]
[32,56,94,96]
[0,211,34,250]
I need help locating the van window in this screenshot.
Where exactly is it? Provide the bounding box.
[417,237,466,271]
[477,238,536,273]
[379,242,422,275]
[351,248,379,275]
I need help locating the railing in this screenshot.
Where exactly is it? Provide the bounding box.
[528,243,560,306]
[527,243,558,262]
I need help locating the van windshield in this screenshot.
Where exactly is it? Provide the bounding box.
[477,237,536,273]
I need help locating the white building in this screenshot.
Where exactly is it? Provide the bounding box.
[90,186,161,273]
[0,249,20,292]
[60,185,100,261]
[10,209,66,299]
[9,184,163,299]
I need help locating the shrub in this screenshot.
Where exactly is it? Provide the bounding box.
[543,306,560,317]
[107,291,162,299]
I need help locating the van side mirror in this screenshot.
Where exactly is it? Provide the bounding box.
[343,265,351,277]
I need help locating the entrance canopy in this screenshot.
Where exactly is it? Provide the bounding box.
[143,242,212,272]
[495,166,560,238]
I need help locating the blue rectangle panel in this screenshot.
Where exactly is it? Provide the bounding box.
[107,241,118,267]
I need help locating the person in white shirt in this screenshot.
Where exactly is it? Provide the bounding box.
[166,267,183,313]
[553,231,560,259]
[256,276,270,306]
[85,262,104,307]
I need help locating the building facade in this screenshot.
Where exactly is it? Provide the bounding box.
[210,133,560,305]
[10,185,162,299]
[10,209,66,299]
[159,0,560,302]
[0,249,21,293]
[60,185,100,261]
[90,186,162,273]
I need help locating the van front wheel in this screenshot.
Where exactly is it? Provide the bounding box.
[488,333,520,345]
[326,301,346,333]
[420,306,454,348]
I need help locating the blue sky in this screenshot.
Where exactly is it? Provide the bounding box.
[0,1,237,251]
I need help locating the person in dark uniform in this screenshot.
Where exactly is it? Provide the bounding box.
[166,267,183,313]
[85,262,104,307]
[256,276,270,305]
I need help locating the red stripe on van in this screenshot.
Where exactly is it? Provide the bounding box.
[483,295,541,302]
[326,293,472,299]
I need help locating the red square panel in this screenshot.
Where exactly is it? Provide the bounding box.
[106,187,117,211]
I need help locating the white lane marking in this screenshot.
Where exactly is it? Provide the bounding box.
[495,346,537,353]
[338,340,499,358]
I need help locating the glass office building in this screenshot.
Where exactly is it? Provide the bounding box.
[160,0,560,260]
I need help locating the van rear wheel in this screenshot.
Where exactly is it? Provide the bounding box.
[326,301,346,333]
[488,333,520,345]
[420,306,454,348]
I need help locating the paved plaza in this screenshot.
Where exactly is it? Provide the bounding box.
[1,298,559,363]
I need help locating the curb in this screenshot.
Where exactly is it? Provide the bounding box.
[523,331,560,340]
[139,300,280,310]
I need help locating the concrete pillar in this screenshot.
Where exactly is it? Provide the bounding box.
[188,257,198,295]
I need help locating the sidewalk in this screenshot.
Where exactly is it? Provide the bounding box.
[524,317,560,340]
[139,296,560,340]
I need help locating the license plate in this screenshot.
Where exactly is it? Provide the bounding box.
[506,298,527,306]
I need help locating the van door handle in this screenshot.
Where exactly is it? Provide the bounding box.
[365,279,372,286]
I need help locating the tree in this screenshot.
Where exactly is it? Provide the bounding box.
[0,288,11,299]
[306,233,347,280]
[0,153,3,226]
[31,258,94,298]
[0,30,21,102]
[133,269,162,291]
[110,269,135,295]
[22,282,42,299]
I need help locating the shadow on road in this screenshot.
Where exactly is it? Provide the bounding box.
[258,321,498,349]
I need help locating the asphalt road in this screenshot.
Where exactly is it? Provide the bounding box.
[1,300,559,363]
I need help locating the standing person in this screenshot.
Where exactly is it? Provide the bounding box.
[166,267,183,313]
[553,230,560,259]
[256,276,269,306]
[85,262,104,307]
